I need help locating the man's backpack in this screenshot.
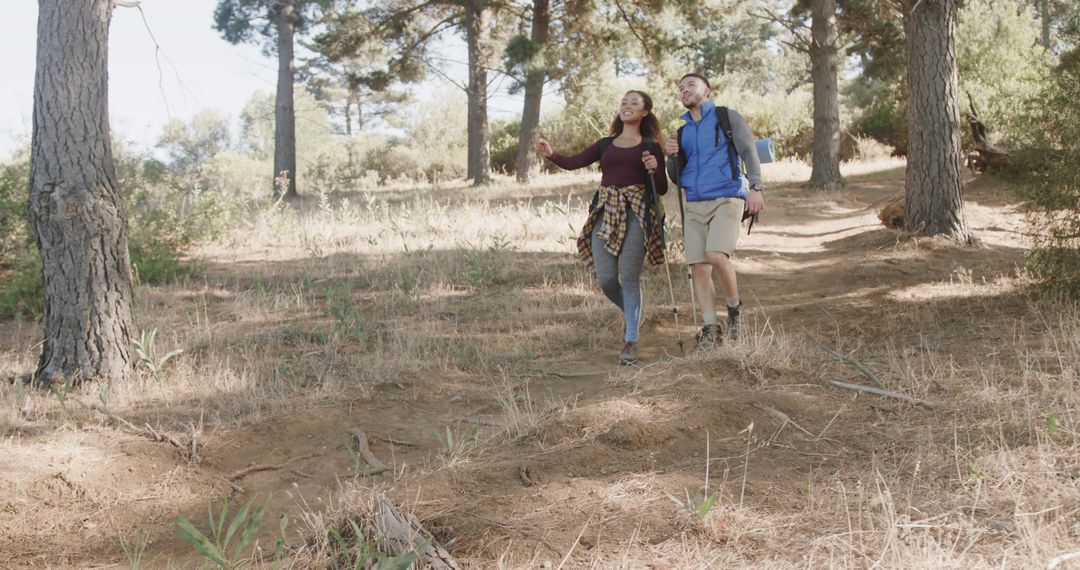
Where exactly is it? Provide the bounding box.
[675,108,762,233]
[675,106,741,182]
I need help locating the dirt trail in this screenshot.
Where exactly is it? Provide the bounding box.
[1,166,1038,568]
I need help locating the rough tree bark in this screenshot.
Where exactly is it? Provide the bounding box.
[29,0,135,385]
[465,0,492,185]
[1039,0,1051,49]
[809,0,845,190]
[514,0,550,184]
[902,0,970,241]
[274,0,299,198]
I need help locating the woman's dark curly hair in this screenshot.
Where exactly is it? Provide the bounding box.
[609,90,663,142]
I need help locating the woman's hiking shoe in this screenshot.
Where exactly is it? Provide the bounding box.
[619,341,638,364]
[727,302,742,341]
[695,324,721,349]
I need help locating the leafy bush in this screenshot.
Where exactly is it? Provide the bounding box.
[0,151,40,319]
[957,0,1052,147]
[851,89,907,156]
[0,150,31,269]
[489,119,521,175]
[127,183,243,285]
[0,253,42,319]
[1008,47,1080,294]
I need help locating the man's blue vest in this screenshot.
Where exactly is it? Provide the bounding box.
[679,101,748,202]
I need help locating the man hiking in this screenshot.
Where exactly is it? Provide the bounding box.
[665,73,765,346]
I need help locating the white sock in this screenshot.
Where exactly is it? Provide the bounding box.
[702,312,718,325]
[726,297,740,309]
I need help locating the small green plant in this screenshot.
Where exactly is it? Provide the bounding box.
[327,518,429,570]
[119,529,152,569]
[346,446,371,476]
[48,376,76,420]
[273,514,288,567]
[1045,407,1061,437]
[98,383,112,408]
[132,329,183,376]
[449,342,478,369]
[327,291,378,342]
[966,463,984,486]
[666,488,721,520]
[309,329,331,345]
[461,239,496,287]
[173,496,269,569]
[516,344,536,361]
[432,423,479,463]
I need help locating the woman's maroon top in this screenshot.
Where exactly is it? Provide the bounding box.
[548,139,668,195]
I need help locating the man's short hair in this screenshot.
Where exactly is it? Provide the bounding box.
[679,73,711,90]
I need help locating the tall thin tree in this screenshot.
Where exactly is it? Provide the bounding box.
[323,0,498,185]
[761,1,844,189]
[511,0,550,183]
[902,0,970,240]
[809,0,845,189]
[214,0,331,199]
[29,0,135,385]
[465,0,494,184]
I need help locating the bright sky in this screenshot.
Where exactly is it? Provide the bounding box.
[0,0,524,161]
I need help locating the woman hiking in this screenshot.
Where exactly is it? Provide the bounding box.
[536,90,668,364]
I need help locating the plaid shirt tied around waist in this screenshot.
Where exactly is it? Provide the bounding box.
[576,184,666,268]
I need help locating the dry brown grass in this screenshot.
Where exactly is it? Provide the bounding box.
[1,162,1079,568]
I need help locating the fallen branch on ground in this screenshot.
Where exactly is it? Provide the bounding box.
[228,464,282,481]
[1047,550,1080,569]
[828,380,936,409]
[77,399,195,461]
[375,435,416,448]
[348,427,391,475]
[228,453,320,481]
[375,494,461,569]
[517,465,533,487]
[752,404,815,437]
[801,326,886,389]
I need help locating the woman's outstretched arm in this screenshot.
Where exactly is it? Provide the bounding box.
[538,138,603,170]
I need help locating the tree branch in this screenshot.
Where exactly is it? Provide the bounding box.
[612,0,657,62]
[753,7,811,52]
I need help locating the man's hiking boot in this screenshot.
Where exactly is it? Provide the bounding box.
[727,302,742,341]
[619,341,638,364]
[695,324,721,350]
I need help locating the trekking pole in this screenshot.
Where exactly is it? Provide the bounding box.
[643,152,684,355]
[672,157,698,332]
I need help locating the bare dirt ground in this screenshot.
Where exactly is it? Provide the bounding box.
[2,161,1079,569]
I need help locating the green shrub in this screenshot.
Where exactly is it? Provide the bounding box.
[1008,47,1080,294]
[128,183,241,284]
[958,0,1052,147]
[0,253,42,319]
[853,95,907,156]
[489,119,521,175]
[0,151,31,269]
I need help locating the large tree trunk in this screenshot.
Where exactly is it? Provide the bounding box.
[274,0,298,199]
[902,0,969,241]
[465,0,492,185]
[29,0,135,385]
[1039,0,1051,49]
[808,0,844,190]
[514,0,550,184]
